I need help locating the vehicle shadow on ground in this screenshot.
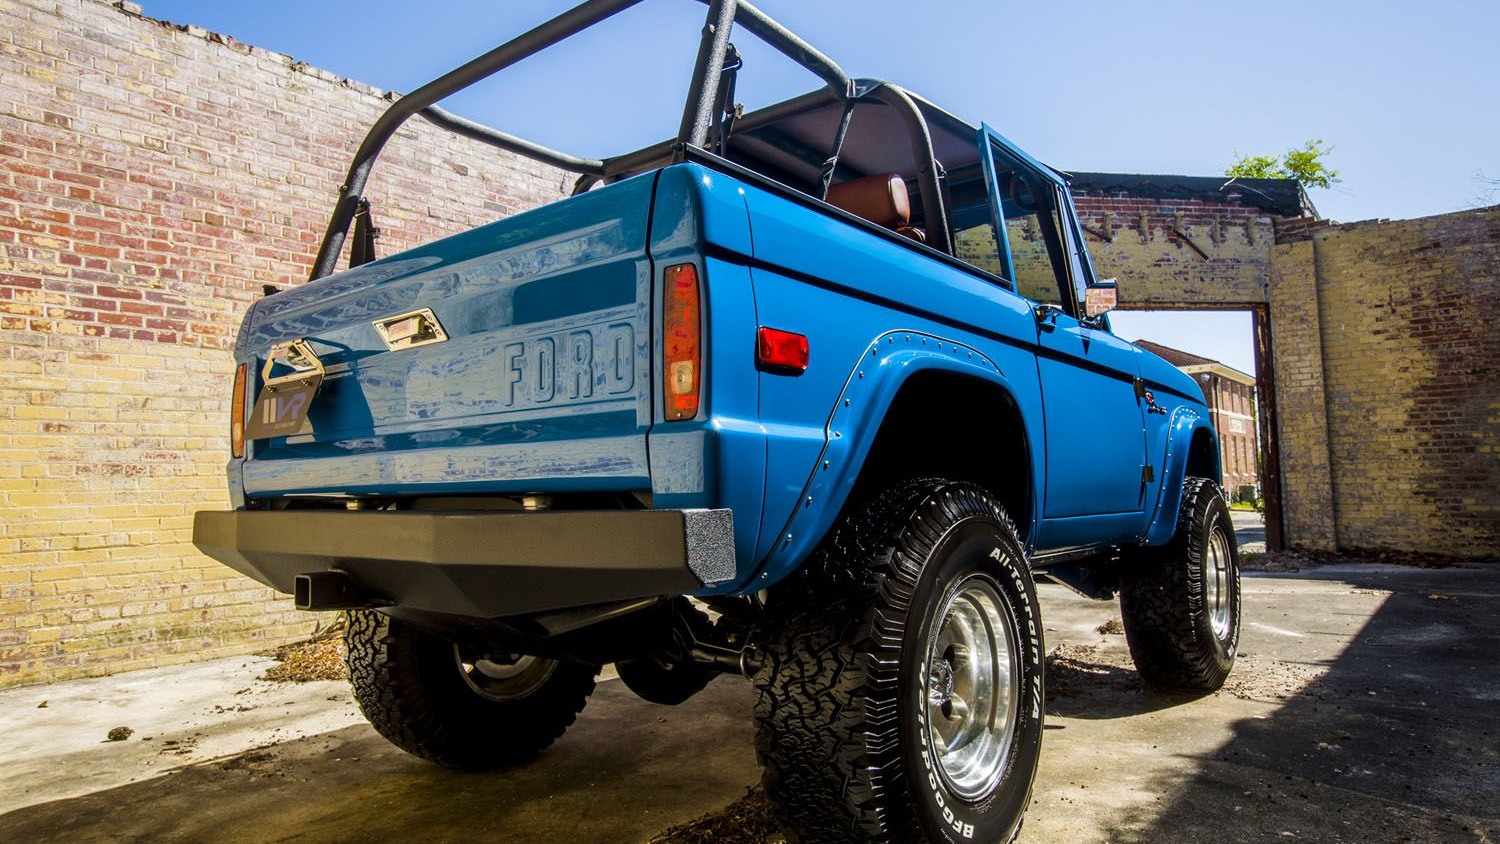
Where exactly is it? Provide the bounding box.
[1043,653,1204,719]
[0,677,761,844]
[1097,565,1499,843]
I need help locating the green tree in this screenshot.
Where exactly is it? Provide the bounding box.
[1226,139,1341,190]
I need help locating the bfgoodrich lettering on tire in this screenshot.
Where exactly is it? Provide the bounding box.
[753,479,1044,844]
[1119,477,1241,691]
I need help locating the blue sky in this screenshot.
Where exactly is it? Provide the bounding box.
[139,0,1498,375]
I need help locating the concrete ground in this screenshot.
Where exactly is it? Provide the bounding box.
[2,536,1495,843]
[1230,509,1266,554]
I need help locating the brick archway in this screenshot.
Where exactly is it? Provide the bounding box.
[1070,173,1302,551]
[1072,175,1500,559]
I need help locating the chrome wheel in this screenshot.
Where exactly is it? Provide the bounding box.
[1205,525,1234,639]
[456,649,557,702]
[922,573,1019,800]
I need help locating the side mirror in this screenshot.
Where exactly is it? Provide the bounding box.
[1084,278,1117,320]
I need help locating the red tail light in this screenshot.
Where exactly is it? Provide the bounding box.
[230,362,248,458]
[663,263,701,421]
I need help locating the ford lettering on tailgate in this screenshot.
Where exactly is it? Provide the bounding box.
[386,319,639,423]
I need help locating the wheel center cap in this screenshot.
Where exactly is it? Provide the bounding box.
[928,660,956,706]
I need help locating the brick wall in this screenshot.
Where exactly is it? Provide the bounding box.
[1291,208,1500,556]
[1266,240,1338,551]
[1081,184,1500,558]
[1073,194,1277,307]
[0,0,566,687]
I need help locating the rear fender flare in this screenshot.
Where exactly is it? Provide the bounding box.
[746,330,1038,591]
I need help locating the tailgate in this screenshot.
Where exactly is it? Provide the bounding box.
[238,174,656,497]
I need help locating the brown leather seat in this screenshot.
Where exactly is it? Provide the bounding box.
[826,173,926,243]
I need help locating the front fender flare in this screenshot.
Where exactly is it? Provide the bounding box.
[1142,406,1217,546]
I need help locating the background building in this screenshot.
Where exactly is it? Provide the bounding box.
[1134,340,1259,501]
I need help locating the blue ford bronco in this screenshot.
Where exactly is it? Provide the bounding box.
[193,1,1242,841]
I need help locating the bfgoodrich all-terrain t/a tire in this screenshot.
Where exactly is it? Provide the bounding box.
[754,479,1045,844]
[344,609,597,771]
[1119,476,1241,691]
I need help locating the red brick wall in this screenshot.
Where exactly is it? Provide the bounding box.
[0,0,566,686]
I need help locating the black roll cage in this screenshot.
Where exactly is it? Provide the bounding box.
[308,0,954,281]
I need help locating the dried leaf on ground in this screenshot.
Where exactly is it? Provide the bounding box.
[261,619,348,683]
[1045,644,1141,696]
[648,786,780,844]
[1239,552,1314,573]
[158,737,198,757]
[1043,643,1327,704]
[1219,653,1328,702]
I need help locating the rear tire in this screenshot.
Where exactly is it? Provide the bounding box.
[1119,477,1241,691]
[344,609,596,770]
[753,479,1044,844]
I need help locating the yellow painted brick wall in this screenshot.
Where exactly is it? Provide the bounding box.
[1308,207,1500,556]
[0,331,308,674]
[0,0,566,687]
[1267,240,1337,551]
[1076,196,1276,307]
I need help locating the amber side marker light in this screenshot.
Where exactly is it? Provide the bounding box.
[757,326,809,373]
[230,362,247,458]
[663,263,701,421]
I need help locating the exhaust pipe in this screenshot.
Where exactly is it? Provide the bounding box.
[294,570,385,611]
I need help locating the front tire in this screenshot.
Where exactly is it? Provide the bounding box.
[754,480,1044,844]
[1119,477,1241,690]
[344,609,597,770]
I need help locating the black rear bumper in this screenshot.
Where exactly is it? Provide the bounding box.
[192,508,735,618]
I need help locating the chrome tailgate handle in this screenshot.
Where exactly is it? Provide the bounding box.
[374,308,447,351]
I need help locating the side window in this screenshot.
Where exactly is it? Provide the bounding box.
[992,154,1074,312]
[1055,196,1093,307]
[952,216,1004,277]
[949,163,1005,278]
[949,141,1095,316]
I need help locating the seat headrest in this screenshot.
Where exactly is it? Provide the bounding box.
[826,173,911,229]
